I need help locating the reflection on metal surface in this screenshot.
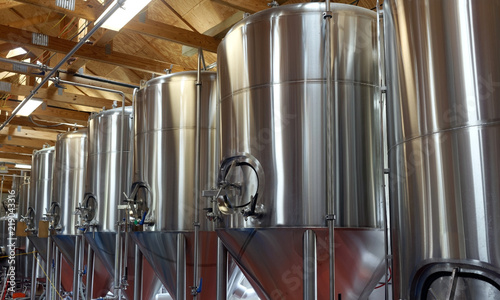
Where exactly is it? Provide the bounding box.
[134,71,218,232]
[85,107,134,231]
[217,2,384,299]
[52,234,111,297]
[84,232,162,300]
[133,71,220,299]
[218,2,382,229]
[30,146,55,232]
[130,231,218,299]
[384,0,500,298]
[52,129,88,235]
[218,228,385,299]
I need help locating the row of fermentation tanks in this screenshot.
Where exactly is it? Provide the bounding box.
[1,0,499,299]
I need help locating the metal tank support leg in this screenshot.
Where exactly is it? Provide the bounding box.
[216,237,227,300]
[134,244,143,300]
[303,230,317,300]
[176,233,186,300]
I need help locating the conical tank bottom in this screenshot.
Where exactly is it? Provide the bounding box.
[130,231,218,300]
[28,236,48,262]
[52,234,112,297]
[217,227,386,299]
[84,232,163,300]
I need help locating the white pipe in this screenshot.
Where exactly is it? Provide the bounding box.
[46,235,53,300]
[0,0,126,130]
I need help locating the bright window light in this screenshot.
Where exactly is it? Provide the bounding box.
[96,0,152,32]
[17,98,43,116]
[6,47,27,59]
[15,164,31,169]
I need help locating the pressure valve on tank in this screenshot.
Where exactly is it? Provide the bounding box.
[203,155,266,220]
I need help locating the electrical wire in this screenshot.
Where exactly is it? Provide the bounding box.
[375,267,392,289]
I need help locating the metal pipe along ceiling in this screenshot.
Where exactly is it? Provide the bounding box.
[0,0,125,131]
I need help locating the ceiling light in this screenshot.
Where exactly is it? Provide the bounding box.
[16,98,43,116]
[14,164,31,169]
[95,0,152,32]
[6,47,27,59]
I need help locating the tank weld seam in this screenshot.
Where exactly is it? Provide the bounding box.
[221,80,378,100]
[134,127,216,135]
[388,118,500,152]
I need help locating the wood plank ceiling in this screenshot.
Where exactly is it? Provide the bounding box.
[0,0,382,191]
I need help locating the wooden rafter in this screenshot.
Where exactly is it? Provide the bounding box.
[0,24,184,73]
[126,19,220,53]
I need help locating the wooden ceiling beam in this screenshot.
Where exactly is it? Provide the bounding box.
[211,0,272,13]
[0,134,54,148]
[8,12,61,29]
[0,125,59,141]
[1,100,90,124]
[0,61,136,95]
[13,0,102,21]
[0,0,22,10]
[0,152,32,162]
[0,42,15,53]
[13,0,218,55]
[125,19,220,53]
[0,81,124,111]
[7,115,71,132]
[0,144,34,155]
[0,24,178,74]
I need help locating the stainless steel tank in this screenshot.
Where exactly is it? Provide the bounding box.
[217,3,384,299]
[83,106,162,300]
[52,129,88,236]
[28,147,55,281]
[85,107,133,232]
[51,128,111,297]
[30,146,55,234]
[384,0,500,299]
[130,71,219,299]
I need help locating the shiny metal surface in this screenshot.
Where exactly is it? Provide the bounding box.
[85,107,133,231]
[83,232,162,300]
[217,3,384,299]
[134,71,218,232]
[217,228,385,299]
[384,0,500,299]
[130,231,219,299]
[30,146,55,231]
[52,234,112,297]
[218,2,382,228]
[52,129,88,235]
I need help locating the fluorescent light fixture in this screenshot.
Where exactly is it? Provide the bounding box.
[6,47,27,59]
[96,0,152,31]
[14,164,31,169]
[17,98,43,116]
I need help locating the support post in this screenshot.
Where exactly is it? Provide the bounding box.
[303,230,317,300]
[176,233,186,300]
[216,238,227,300]
[134,244,142,300]
[73,235,81,300]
